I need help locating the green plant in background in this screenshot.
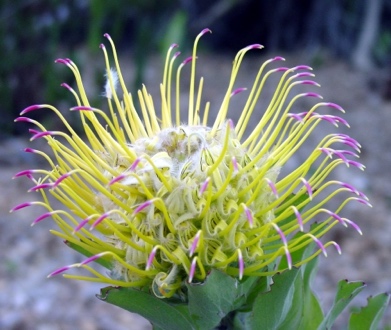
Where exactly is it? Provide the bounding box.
[0,1,188,135]
[12,29,389,329]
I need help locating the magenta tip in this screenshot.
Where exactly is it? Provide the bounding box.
[276,67,289,72]
[10,202,32,212]
[304,92,323,99]
[29,183,54,192]
[199,177,210,195]
[20,105,43,115]
[133,200,153,215]
[246,44,263,51]
[73,219,90,233]
[237,249,244,280]
[231,87,247,97]
[188,257,197,283]
[294,65,313,71]
[80,253,105,266]
[91,214,108,230]
[146,246,158,270]
[48,266,70,278]
[109,175,125,186]
[285,247,292,270]
[70,106,94,111]
[31,131,54,141]
[200,28,212,36]
[182,56,193,65]
[32,212,52,226]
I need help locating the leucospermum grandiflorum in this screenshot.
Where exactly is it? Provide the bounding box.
[12,29,370,298]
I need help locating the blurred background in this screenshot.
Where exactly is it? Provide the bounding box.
[1,0,391,329]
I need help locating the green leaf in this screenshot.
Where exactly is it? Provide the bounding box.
[277,274,304,330]
[296,242,324,329]
[318,280,366,330]
[277,241,324,330]
[185,269,241,329]
[97,286,195,330]
[235,275,270,312]
[348,293,390,330]
[299,289,324,329]
[249,268,300,329]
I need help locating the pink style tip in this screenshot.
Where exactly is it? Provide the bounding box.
[14,117,34,123]
[231,87,247,97]
[304,92,323,99]
[20,105,44,115]
[54,58,70,65]
[307,234,327,257]
[109,175,125,186]
[73,218,90,233]
[300,178,313,199]
[292,206,304,231]
[70,106,94,111]
[79,253,105,266]
[10,202,32,212]
[200,28,212,36]
[231,157,239,172]
[60,83,72,90]
[182,56,193,65]
[326,102,345,113]
[189,231,201,257]
[146,246,158,270]
[293,72,315,79]
[271,223,288,246]
[53,173,73,187]
[285,247,292,270]
[343,218,363,235]
[331,242,342,255]
[47,266,70,277]
[133,200,153,215]
[299,80,320,87]
[28,183,54,192]
[265,178,278,197]
[91,214,109,230]
[31,131,54,141]
[129,158,141,171]
[199,177,210,195]
[273,56,285,62]
[237,249,244,280]
[243,206,254,228]
[293,65,313,71]
[32,212,52,225]
[188,257,197,283]
[241,43,263,52]
[13,169,35,178]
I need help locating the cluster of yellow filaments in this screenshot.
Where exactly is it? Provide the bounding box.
[12,29,369,298]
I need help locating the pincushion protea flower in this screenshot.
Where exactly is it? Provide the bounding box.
[12,29,369,299]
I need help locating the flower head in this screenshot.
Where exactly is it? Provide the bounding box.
[13,29,369,298]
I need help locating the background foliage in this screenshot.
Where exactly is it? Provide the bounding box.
[1,0,391,136]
